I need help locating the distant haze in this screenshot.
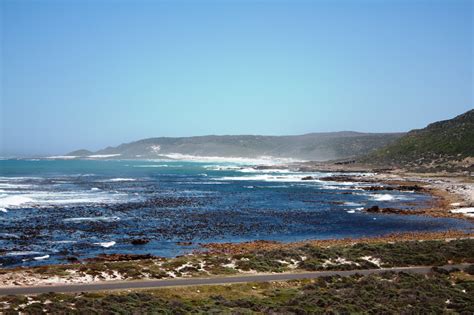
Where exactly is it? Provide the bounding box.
[67,132,404,161]
[1,0,472,156]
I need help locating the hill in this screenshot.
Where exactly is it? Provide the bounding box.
[67,149,93,157]
[362,109,474,171]
[67,132,403,161]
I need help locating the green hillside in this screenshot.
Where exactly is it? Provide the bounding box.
[363,109,474,171]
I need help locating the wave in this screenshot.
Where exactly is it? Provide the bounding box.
[0,176,135,210]
[203,165,293,172]
[237,168,292,174]
[161,153,303,165]
[0,176,42,180]
[0,195,34,208]
[43,192,130,205]
[450,207,474,217]
[210,171,367,183]
[0,191,134,209]
[45,155,78,159]
[5,251,42,256]
[87,154,122,158]
[372,194,395,201]
[63,216,120,223]
[105,178,136,182]
[94,241,116,248]
[33,255,50,261]
[0,183,34,189]
[344,202,363,207]
[369,194,414,202]
[203,165,243,171]
[215,174,323,183]
[322,185,343,190]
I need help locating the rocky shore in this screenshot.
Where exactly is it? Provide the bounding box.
[201,230,474,255]
[281,161,474,220]
[367,172,474,220]
[1,232,472,288]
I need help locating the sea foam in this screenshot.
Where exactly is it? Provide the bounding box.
[63,216,120,223]
[0,195,34,208]
[215,174,323,183]
[450,207,474,217]
[372,194,395,201]
[162,153,303,165]
[106,178,136,182]
[94,241,116,248]
[87,154,122,158]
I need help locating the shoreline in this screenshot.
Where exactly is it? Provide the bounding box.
[285,162,474,221]
[201,230,474,255]
[1,165,473,288]
[1,230,472,288]
[359,172,473,220]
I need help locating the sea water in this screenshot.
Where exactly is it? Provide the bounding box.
[0,159,472,267]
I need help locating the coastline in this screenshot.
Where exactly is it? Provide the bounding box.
[201,230,474,255]
[1,162,473,288]
[1,230,472,288]
[361,172,473,220]
[284,161,474,221]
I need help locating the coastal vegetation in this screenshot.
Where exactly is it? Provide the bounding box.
[1,237,472,286]
[1,267,473,314]
[362,109,474,172]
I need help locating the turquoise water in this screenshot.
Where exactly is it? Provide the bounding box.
[0,159,472,267]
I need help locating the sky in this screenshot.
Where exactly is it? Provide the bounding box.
[1,0,472,156]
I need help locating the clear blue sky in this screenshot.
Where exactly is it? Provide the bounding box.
[1,0,472,156]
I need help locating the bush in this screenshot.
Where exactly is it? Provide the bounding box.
[465,264,474,275]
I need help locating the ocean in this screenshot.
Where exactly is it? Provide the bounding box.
[0,159,472,267]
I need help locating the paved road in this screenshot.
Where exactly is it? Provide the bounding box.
[0,264,469,295]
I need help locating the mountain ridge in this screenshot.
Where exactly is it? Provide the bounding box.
[67,109,473,166]
[68,131,404,161]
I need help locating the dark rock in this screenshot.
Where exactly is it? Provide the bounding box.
[397,185,424,191]
[131,238,149,245]
[176,241,193,246]
[334,160,356,165]
[301,176,314,180]
[362,185,424,192]
[363,186,393,191]
[366,205,380,213]
[365,205,417,215]
[320,176,375,183]
[66,256,79,262]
